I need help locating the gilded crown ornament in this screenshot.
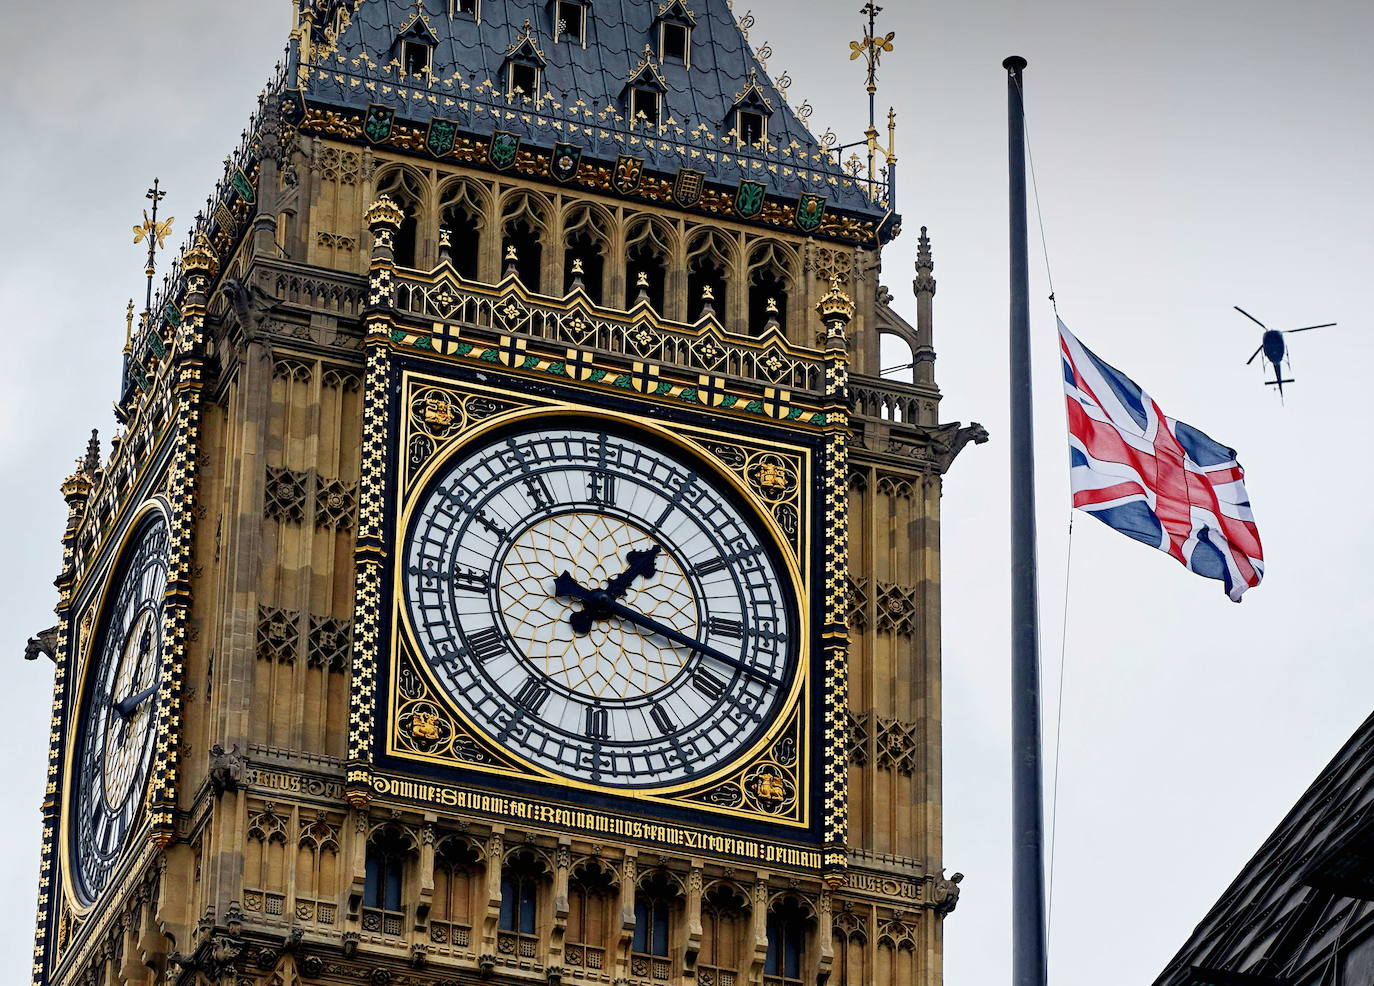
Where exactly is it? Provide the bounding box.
[365,194,406,230]
[815,276,855,324]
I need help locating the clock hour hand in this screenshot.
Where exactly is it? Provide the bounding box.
[595,597,782,689]
[554,545,662,634]
[112,682,159,721]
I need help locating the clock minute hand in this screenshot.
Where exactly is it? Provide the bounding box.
[597,597,783,689]
[112,682,159,720]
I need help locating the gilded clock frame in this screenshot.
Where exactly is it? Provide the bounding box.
[379,370,819,832]
[56,497,171,916]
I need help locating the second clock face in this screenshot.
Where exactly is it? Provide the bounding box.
[402,423,796,789]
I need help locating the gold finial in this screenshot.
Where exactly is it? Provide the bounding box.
[505,244,518,262]
[438,226,453,249]
[365,194,405,229]
[701,284,715,302]
[571,258,585,275]
[766,297,779,315]
[816,275,855,324]
[636,271,649,288]
[182,233,219,276]
[124,299,136,353]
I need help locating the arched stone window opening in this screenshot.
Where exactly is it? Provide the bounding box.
[296,813,341,921]
[632,870,682,977]
[764,895,813,986]
[700,882,749,982]
[878,326,922,388]
[747,242,795,338]
[687,230,733,323]
[831,909,870,986]
[501,193,548,290]
[563,205,610,303]
[431,837,482,945]
[364,824,416,934]
[439,180,486,281]
[565,860,617,972]
[499,848,547,942]
[625,218,671,313]
[375,169,425,268]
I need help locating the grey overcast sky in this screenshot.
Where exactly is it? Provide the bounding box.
[3,1,1372,982]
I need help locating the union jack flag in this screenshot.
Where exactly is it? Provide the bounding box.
[1060,319,1264,601]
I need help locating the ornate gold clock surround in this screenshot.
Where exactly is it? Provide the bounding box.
[379,371,819,831]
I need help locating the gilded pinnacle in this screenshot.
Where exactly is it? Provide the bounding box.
[365,195,406,230]
[816,276,855,324]
[181,233,218,276]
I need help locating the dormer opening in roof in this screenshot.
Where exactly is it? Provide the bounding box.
[727,71,774,149]
[653,1,696,68]
[622,47,668,129]
[449,0,479,20]
[393,4,439,80]
[550,0,589,46]
[503,20,547,101]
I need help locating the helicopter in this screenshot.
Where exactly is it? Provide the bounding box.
[1234,306,1334,401]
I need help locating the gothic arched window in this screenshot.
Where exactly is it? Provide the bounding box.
[364,825,413,917]
[432,837,482,933]
[747,241,796,337]
[500,849,544,936]
[687,229,734,323]
[500,191,549,290]
[764,896,810,985]
[700,883,749,980]
[632,870,680,961]
[566,860,617,970]
[375,168,425,268]
[625,217,672,313]
[563,204,610,303]
[439,178,487,280]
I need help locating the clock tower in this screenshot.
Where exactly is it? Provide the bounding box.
[31,2,984,986]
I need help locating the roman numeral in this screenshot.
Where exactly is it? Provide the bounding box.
[445,567,488,594]
[466,627,507,663]
[692,556,727,578]
[650,704,676,735]
[514,678,551,714]
[691,668,726,702]
[586,706,609,741]
[707,616,744,639]
[523,474,555,510]
[588,470,617,507]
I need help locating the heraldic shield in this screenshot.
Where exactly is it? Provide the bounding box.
[364,103,395,144]
[550,143,583,181]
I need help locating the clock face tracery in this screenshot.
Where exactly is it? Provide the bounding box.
[402,423,797,789]
[69,513,168,904]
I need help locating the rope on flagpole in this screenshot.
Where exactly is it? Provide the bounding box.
[1013,73,1059,317]
[1046,512,1073,938]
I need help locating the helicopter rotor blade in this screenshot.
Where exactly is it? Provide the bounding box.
[1283,323,1336,334]
[1245,345,1263,365]
[1234,306,1268,329]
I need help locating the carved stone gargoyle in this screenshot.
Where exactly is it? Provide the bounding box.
[24,626,59,663]
[208,744,245,795]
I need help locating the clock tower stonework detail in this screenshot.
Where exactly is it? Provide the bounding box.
[31,3,984,986]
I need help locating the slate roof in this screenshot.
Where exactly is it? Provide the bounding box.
[1155,711,1374,985]
[297,0,891,219]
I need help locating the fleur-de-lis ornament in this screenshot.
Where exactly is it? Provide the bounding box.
[132,210,175,248]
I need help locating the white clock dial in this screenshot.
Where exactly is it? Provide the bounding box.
[403,424,796,788]
[69,513,167,903]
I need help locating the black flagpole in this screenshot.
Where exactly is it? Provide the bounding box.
[1004,54,1049,986]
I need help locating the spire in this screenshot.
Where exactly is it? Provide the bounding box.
[914,226,936,296]
[82,429,101,478]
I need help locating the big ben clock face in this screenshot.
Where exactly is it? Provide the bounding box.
[402,423,796,789]
[69,513,168,904]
